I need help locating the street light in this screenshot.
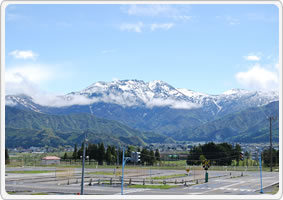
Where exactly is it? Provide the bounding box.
[256,147,263,194]
[80,132,88,195]
[121,148,131,195]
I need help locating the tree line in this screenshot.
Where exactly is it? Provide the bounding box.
[186,142,243,166]
[261,148,279,167]
[64,143,161,166]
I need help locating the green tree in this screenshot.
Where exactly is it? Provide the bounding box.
[155,149,160,161]
[149,150,156,166]
[77,144,84,159]
[105,146,112,165]
[97,143,105,165]
[5,148,10,165]
[244,151,250,159]
[186,145,202,165]
[63,152,68,160]
[72,144,78,161]
[141,148,149,165]
[262,148,278,167]
[199,155,206,161]
[88,143,98,161]
[234,144,242,166]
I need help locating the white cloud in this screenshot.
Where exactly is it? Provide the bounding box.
[101,50,114,54]
[5,64,56,100]
[226,16,240,26]
[145,98,200,110]
[6,13,22,21]
[120,22,144,33]
[121,5,192,22]
[235,64,279,91]
[275,63,279,71]
[9,50,38,60]
[6,64,52,84]
[124,5,174,17]
[150,23,174,31]
[171,15,192,21]
[243,54,261,61]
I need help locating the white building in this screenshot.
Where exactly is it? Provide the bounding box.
[41,156,61,165]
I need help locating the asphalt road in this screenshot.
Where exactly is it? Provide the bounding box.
[5,167,279,196]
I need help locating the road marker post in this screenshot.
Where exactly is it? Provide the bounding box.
[205,171,208,183]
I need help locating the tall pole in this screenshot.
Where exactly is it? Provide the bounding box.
[121,148,125,195]
[269,117,273,172]
[117,147,119,167]
[259,150,263,194]
[81,132,87,195]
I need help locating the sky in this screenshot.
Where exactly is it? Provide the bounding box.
[5,4,280,96]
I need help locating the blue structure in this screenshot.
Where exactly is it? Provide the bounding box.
[121,148,131,195]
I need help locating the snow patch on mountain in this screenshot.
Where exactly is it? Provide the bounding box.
[6,79,278,112]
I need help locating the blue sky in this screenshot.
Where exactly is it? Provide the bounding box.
[5,4,279,95]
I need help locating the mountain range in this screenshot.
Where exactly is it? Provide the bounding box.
[5,79,279,148]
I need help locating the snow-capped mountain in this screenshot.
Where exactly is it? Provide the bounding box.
[6,79,279,114]
[67,79,191,107]
[6,79,279,137]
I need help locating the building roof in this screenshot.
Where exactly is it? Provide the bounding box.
[42,156,61,160]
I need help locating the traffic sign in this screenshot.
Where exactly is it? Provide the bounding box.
[186,168,190,173]
[202,160,210,170]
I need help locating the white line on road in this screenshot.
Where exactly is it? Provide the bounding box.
[114,189,151,195]
[187,181,245,195]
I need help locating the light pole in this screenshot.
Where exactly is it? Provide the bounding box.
[121,148,131,195]
[80,132,88,195]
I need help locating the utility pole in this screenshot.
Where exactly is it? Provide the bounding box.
[121,148,125,195]
[117,147,119,168]
[269,116,277,172]
[259,149,263,194]
[81,132,87,195]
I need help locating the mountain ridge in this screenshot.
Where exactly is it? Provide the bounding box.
[5,79,279,143]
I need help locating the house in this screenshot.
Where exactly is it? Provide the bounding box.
[41,156,61,165]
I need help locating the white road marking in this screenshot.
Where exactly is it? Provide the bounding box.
[114,188,151,195]
[188,181,245,195]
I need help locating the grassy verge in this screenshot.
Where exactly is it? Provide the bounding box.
[31,193,48,195]
[151,174,188,180]
[6,170,64,174]
[7,192,17,194]
[265,184,279,194]
[128,184,178,189]
[86,171,123,176]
